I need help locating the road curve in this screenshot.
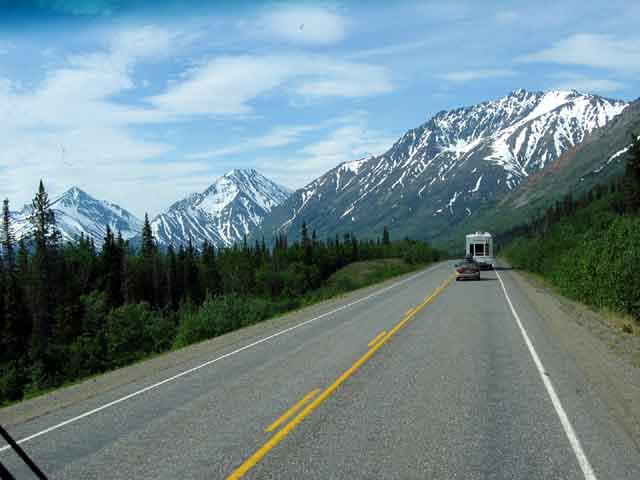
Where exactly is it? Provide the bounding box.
[1,261,638,479]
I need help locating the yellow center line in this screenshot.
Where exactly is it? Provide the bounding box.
[226,273,454,480]
[265,388,321,433]
[405,307,415,317]
[367,330,387,348]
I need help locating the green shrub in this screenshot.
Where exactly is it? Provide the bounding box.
[0,361,27,403]
[173,295,296,348]
[104,303,156,367]
[504,202,640,320]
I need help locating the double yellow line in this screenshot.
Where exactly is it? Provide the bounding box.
[226,273,454,479]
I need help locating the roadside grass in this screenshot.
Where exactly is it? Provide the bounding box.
[601,309,638,337]
[505,262,639,338]
[312,259,416,299]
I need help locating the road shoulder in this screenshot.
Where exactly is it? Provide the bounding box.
[503,267,640,449]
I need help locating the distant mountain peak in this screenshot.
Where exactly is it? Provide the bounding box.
[151,169,290,248]
[258,89,628,244]
[12,187,142,246]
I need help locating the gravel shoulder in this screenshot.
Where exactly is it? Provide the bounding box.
[505,267,640,449]
[0,263,444,429]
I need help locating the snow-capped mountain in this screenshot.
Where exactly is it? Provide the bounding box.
[258,89,627,242]
[150,169,290,248]
[12,186,142,246]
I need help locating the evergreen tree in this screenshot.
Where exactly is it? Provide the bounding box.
[382,226,391,245]
[623,135,640,213]
[101,226,123,309]
[2,198,15,268]
[201,241,221,298]
[28,180,61,362]
[141,213,155,258]
[0,201,24,363]
[184,239,201,304]
[166,244,178,310]
[176,244,187,303]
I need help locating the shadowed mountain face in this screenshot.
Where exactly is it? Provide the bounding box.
[149,169,291,249]
[257,89,627,243]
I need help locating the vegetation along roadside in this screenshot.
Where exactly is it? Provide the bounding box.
[0,184,443,406]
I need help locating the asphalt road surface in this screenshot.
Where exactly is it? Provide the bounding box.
[1,261,639,479]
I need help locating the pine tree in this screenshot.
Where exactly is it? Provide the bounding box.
[101,225,123,309]
[184,239,201,304]
[28,181,60,362]
[300,221,309,247]
[1,198,30,364]
[2,198,15,268]
[166,244,178,310]
[382,226,391,245]
[141,213,155,258]
[138,214,159,306]
[201,241,221,298]
[623,135,640,213]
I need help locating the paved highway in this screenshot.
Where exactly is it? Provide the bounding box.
[1,261,639,479]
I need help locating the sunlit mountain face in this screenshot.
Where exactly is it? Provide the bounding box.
[257,89,628,243]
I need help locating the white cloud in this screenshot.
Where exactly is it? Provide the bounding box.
[149,54,394,116]
[550,72,625,94]
[0,25,205,215]
[0,41,15,55]
[148,55,287,116]
[189,124,321,159]
[440,68,517,83]
[348,39,435,60]
[109,24,188,61]
[519,34,640,72]
[495,11,519,24]
[257,114,395,188]
[246,5,349,46]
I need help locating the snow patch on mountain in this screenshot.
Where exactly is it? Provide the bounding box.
[11,186,142,247]
[151,169,290,249]
[263,89,627,242]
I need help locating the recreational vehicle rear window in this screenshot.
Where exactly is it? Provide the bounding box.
[474,243,485,255]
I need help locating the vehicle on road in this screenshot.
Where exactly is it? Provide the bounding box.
[455,255,481,281]
[465,232,494,269]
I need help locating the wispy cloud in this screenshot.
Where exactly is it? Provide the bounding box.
[440,68,517,83]
[148,54,394,116]
[519,34,640,72]
[240,5,350,46]
[550,72,625,94]
[348,39,435,60]
[0,24,205,215]
[495,10,519,24]
[257,113,395,189]
[188,124,322,159]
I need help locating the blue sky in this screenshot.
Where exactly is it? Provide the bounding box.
[1,0,639,217]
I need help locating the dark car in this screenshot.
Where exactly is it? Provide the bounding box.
[455,256,481,281]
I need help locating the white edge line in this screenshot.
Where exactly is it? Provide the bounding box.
[495,270,597,480]
[0,262,447,453]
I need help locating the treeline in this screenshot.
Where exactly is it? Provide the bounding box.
[502,136,640,322]
[0,182,442,404]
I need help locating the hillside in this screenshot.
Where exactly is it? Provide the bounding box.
[257,90,627,247]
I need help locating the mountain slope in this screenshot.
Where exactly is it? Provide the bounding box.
[12,187,142,246]
[150,169,290,249]
[258,89,627,244]
[440,97,640,250]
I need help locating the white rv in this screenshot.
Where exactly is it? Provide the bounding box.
[465,232,494,269]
